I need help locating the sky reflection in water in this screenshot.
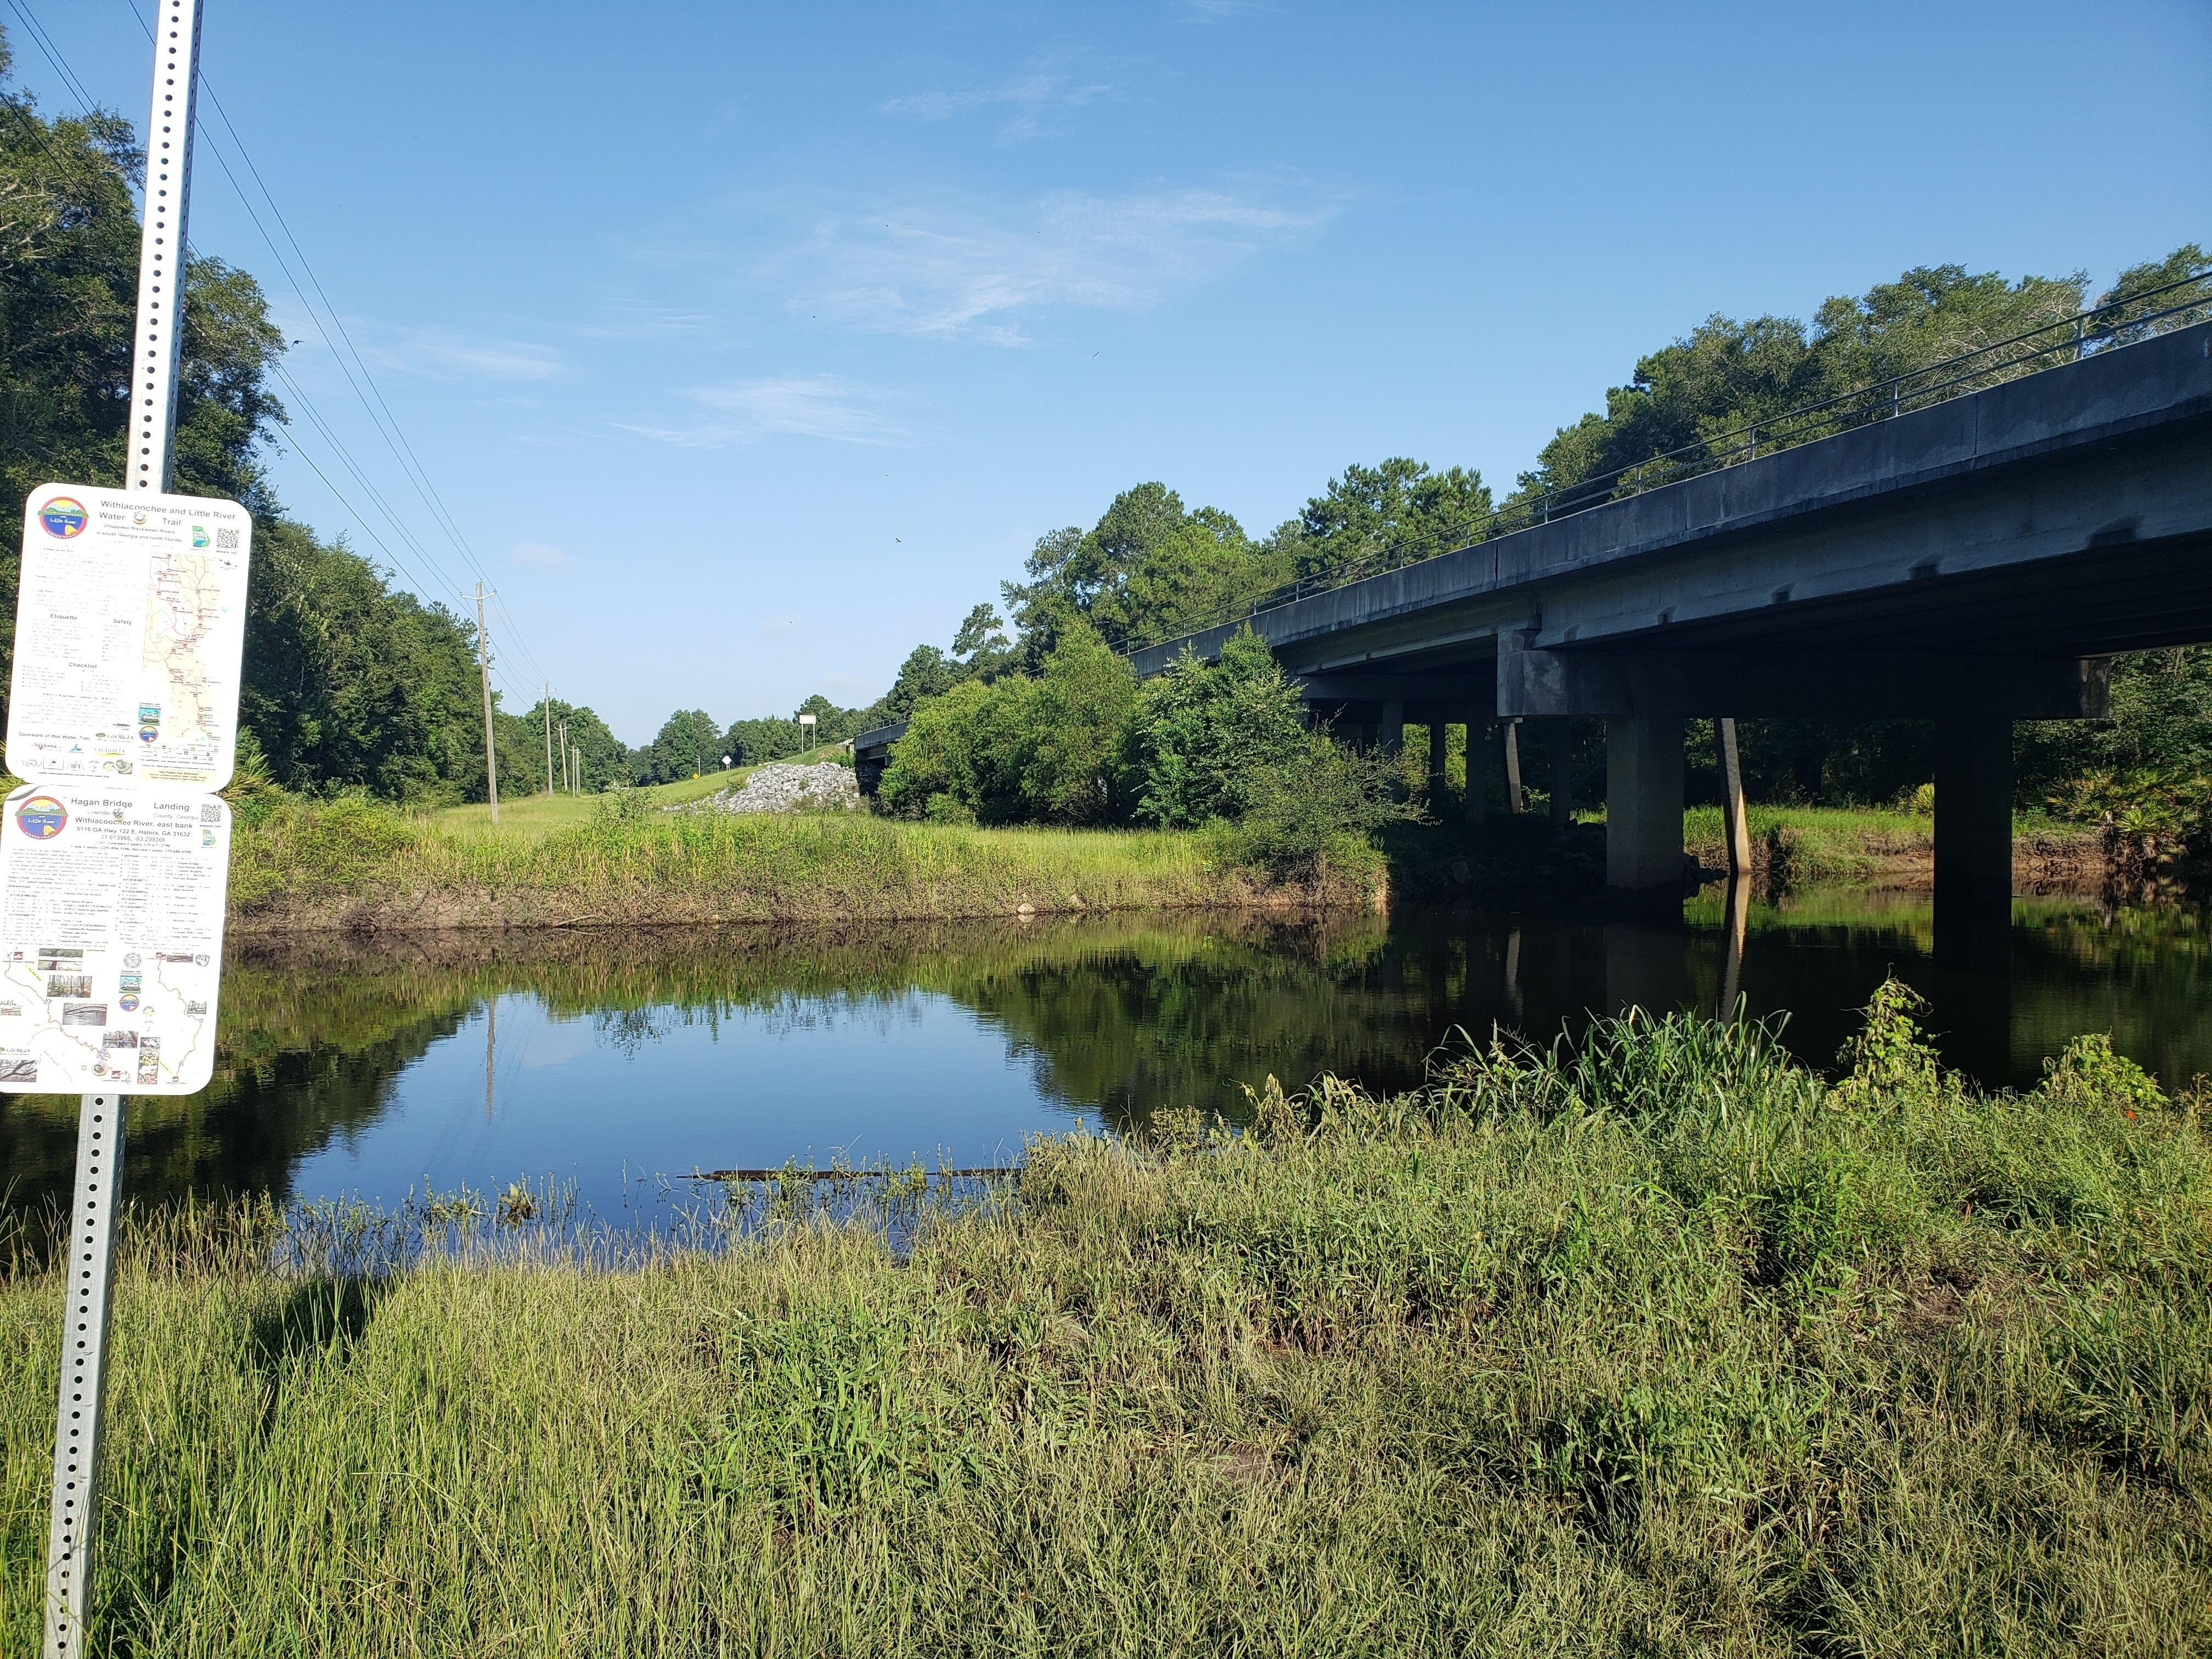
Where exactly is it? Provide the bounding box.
[2,890,2207,1227]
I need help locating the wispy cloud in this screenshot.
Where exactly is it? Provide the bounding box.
[619,375,907,449]
[511,540,573,572]
[777,186,1327,343]
[373,328,562,381]
[882,71,1109,141]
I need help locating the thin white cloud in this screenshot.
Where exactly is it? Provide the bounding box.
[620,376,907,449]
[512,540,573,572]
[778,187,1327,343]
[374,328,562,381]
[882,71,1109,140]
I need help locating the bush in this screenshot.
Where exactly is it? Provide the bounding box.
[1203,729,1414,889]
[1122,627,1308,827]
[880,624,1134,825]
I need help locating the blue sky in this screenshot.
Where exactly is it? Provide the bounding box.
[15,0,2210,742]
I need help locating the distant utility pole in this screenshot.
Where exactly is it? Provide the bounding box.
[557,720,568,793]
[542,685,554,797]
[476,582,499,825]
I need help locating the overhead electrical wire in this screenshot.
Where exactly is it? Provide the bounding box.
[66,0,557,699]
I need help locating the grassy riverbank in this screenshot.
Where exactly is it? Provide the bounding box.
[228,793,1297,932]
[219,786,2125,934]
[1680,803,2106,888]
[2,994,2206,1654]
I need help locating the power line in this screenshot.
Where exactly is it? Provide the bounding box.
[104,0,553,695]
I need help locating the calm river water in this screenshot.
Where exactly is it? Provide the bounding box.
[3,889,2207,1226]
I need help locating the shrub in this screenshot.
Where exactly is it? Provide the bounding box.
[1203,729,1413,889]
[1122,627,1308,827]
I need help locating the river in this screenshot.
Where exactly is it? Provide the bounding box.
[2,887,2207,1228]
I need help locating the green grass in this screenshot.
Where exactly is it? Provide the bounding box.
[226,790,1283,931]
[3,992,2207,1654]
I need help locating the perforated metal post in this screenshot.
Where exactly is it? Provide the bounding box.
[43,1095,127,1659]
[128,0,205,495]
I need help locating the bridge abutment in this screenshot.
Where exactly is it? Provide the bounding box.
[1605,712,1685,898]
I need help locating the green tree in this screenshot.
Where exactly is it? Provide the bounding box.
[1001,483,1289,657]
[1290,458,1493,584]
[241,521,482,799]
[634,708,721,784]
[1122,627,1308,828]
[1022,620,1137,825]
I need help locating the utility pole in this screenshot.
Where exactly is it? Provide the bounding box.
[542,685,554,797]
[476,582,499,825]
[557,720,568,793]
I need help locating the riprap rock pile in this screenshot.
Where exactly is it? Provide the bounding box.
[668,761,862,816]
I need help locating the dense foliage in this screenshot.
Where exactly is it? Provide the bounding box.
[878,622,1410,882]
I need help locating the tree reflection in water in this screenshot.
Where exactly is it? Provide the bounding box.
[2,892,2206,1230]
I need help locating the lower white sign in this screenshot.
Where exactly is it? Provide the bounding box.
[0,783,229,1094]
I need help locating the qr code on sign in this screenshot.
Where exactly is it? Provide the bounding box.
[216,528,240,549]
[200,803,222,822]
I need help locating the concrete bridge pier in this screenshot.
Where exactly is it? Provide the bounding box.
[1934,717,2015,970]
[1605,712,1686,903]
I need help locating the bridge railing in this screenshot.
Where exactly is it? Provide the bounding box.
[1106,267,2212,658]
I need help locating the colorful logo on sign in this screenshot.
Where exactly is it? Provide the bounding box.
[139,726,159,744]
[118,995,140,1013]
[38,498,87,538]
[191,524,210,548]
[15,796,66,839]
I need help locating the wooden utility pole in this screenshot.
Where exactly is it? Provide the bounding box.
[1716,717,1752,878]
[543,685,554,797]
[476,582,499,825]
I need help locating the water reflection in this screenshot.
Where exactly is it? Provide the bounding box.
[1,891,2206,1224]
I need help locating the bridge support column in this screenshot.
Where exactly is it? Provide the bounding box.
[1426,721,1447,805]
[1378,699,1403,799]
[1934,717,2014,970]
[1606,712,1684,899]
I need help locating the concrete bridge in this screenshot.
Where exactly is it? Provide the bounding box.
[1128,320,2212,944]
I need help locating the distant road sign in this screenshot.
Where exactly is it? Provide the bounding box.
[8,484,252,791]
[0,784,229,1096]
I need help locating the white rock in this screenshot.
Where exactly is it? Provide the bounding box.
[668,761,862,816]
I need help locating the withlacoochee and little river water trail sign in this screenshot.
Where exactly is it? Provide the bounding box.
[0,483,249,1098]
[9,485,252,792]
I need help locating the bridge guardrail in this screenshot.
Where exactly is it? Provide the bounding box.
[1104,268,2212,658]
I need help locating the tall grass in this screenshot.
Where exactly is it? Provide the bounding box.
[3,990,2207,1654]
[227,793,1290,931]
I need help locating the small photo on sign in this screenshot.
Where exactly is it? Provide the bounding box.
[61,1002,108,1027]
[0,1055,36,1082]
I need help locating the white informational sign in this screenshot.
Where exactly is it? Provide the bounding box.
[8,484,252,791]
[0,783,230,1096]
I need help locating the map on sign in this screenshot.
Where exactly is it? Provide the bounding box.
[8,484,252,790]
[0,783,230,1096]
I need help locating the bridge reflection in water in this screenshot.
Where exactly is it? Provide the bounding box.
[0,898,2204,1226]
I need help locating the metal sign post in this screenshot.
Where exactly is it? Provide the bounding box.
[36,5,217,1654]
[129,0,205,498]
